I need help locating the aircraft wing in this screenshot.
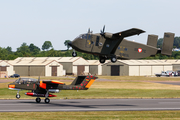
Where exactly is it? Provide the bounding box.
[42,80,65,85]
[113,28,145,38]
[39,80,65,89]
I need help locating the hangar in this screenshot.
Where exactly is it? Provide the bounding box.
[87,60,102,75]
[12,57,90,76]
[161,60,180,71]
[57,57,89,75]
[9,58,63,76]
[102,60,172,76]
[6,57,175,77]
[0,60,14,78]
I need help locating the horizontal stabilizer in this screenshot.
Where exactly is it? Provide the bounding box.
[147,34,158,48]
[113,28,145,38]
[161,32,175,55]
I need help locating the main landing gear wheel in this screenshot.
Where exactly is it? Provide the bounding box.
[99,57,106,63]
[111,56,117,63]
[72,52,77,57]
[45,98,50,103]
[36,98,41,103]
[16,94,20,99]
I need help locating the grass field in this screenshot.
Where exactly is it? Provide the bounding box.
[1,76,180,119]
[98,76,180,81]
[1,75,180,81]
[1,76,180,99]
[0,111,180,120]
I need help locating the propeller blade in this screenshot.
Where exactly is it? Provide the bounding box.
[36,76,40,86]
[38,76,40,82]
[100,25,105,36]
[102,25,105,33]
[88,28,90,33]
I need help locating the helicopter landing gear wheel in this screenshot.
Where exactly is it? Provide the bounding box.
[111,56,117,63]
[36,98,41,103]
[72,52,77,57]
[16,94,20,99]
[44,98,50,103]
[99,56,106,63]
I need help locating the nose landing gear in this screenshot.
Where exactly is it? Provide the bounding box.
[16,94,20,99]
[16,91,20,99]
[72,49,77,57]
[72,52,77,57]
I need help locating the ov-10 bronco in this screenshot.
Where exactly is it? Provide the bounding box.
[8,75,97,103]
[68,26,175,63]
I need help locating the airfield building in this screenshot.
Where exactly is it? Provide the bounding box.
[1,57,177,77]
[0,60,14,78]
[8,58,63,76]
[102,60,172,76]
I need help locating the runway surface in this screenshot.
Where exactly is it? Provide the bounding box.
[1,98,180,112]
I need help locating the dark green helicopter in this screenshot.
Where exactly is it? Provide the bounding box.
[68,26,174,63]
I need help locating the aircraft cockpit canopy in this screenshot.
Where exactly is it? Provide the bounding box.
[15,78,38,84]
[76,34,91,40]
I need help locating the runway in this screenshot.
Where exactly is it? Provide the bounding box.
[1,98,180,112]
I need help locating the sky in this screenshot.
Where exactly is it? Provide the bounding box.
[0,0,180,51]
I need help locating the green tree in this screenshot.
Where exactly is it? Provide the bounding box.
[157,38,163,48]
[6,46,12,54]
[0,47,8,60]
[173,37,180,48]
[64,40,71,50]
[16,42,31,57]
[42,41,53,51]
[29,43,40,55]
[157,37,180,48]
[6,54,17,60]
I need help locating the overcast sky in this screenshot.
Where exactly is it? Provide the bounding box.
[0,0,180,51]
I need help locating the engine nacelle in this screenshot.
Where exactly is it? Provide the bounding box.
[104,32,113,39]
[49,89,60,93]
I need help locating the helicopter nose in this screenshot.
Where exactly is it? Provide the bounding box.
[68,42,72,47]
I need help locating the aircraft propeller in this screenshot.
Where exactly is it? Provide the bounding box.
[88,28,90,33]
[100,25,105,36]
[36,76,40,86]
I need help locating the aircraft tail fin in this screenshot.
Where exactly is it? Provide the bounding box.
[70,75,98,90]
[161,32,175,55]
[147,34,158,48]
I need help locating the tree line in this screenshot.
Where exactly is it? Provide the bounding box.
[0,37,180,60]
[0,40,99,60]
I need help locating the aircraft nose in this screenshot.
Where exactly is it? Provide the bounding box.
[68,42,72,47]
[8,84,15,89]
